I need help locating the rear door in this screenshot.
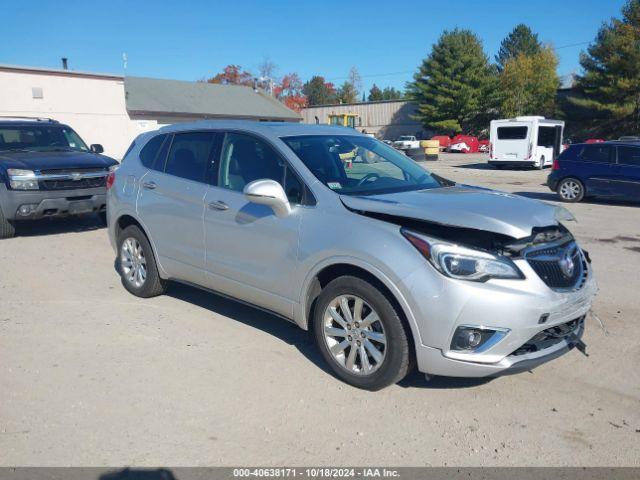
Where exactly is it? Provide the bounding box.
[614,145,640,199]
[136,131,220,279]
[536,126,557,166]
[492,124,530,161]
[573,144,617,196]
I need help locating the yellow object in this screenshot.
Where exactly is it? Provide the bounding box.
[423,140,440,149]
[328,113,359,128]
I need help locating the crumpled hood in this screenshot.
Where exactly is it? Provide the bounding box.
[0,151,117,171]
[340,185,562,239]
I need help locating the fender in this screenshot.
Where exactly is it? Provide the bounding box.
[295,255,424,347]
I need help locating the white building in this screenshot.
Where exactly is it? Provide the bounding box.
[0,64,300,159]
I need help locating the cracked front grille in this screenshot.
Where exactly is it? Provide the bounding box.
[525,241,587,290]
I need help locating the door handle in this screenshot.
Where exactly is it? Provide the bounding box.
[142,181,157,190]
[208,200,229,211]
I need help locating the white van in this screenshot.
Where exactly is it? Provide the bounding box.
[489,116,564,169]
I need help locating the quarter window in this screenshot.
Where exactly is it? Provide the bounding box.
[218,133,304,204]
[164,132,216,183]
[579,145,612,163]
[497,126,528,140]
[618,146,640,166]
[139,134,166,169]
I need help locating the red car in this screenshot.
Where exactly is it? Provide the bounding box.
[449,135,479,153]
[478,140,490,153]
[585,138,605,144]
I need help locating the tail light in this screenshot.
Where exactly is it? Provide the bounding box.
[106,170,115,190]
[552,158,560,170]
[489,142,493,159]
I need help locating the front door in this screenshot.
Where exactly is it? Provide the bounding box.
[202,132,307,318]
[136,131,220,280]
[536,126,557,166]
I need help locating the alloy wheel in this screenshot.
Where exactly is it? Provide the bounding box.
[559,180,581,200]
[322,294,387,376]
[120,237,147,288]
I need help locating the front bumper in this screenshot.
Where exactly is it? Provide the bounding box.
[0,184,107,221]
[401,257,597,378]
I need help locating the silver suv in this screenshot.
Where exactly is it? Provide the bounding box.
[107,121,597,390]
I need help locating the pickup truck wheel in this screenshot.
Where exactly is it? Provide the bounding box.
[98,211,107,226]
[313,276,411,391]
[557,177,585,202]
[117,225,166,298]
[0,208,16,239]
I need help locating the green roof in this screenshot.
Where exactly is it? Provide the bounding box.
[124,76,300,121]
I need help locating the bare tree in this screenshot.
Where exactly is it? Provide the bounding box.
[348,66,363,97]
[258,58,277,80]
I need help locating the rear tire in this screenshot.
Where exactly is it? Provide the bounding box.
[0,207,16,239]
[557,177,585,203]
[116,225,167,298]
[313,276,411,390]
[536,156,545,170]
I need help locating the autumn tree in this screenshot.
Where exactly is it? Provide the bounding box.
[207,65,253,86]
[500,47,560,117]
[408,29,497,134]
[569,0,640,136]
[302,76,337,105]
[496,24,542,71]
[274,73,307,112]
[368,84,383,101]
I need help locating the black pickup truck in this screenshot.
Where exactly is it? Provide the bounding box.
[0,118,118,238]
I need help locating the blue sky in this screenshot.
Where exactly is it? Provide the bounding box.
[0,0,627,93]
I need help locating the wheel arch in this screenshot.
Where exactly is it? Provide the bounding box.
[299,259,421,359]
[113,213,169,279]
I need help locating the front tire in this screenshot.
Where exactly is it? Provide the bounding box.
[116,225,167,298]
[557,177,585,202]
[313,276,411,390]
[0,207,16,239]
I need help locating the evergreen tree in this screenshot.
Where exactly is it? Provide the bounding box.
[381,86,403,100]
[500,47,560,117]
[302,76,337,106]
[408,29,497,134]
[496,24,542,71]
[368,84,384,101]
[571,0,640,135]
[337,81,358,104]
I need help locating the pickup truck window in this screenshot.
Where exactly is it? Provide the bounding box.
[0,125,89,152]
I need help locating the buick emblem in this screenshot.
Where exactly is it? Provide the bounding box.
[559,249,576,278]
[71,172,82,181]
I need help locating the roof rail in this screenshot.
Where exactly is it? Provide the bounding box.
[0,115,59,123]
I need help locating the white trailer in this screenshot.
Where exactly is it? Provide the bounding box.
[489,116,564,169]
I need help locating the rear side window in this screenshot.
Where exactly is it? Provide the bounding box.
[537,126,557,147]
[140,134,166,169]
[497,126,528,140]
[618,146,640,166]
[164,132,216,183]
[578,145,613,163]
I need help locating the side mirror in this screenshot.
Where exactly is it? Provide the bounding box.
[90,144,104,154]
[243,179,291,218]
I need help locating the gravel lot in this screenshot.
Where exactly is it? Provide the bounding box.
[1,153,639,467]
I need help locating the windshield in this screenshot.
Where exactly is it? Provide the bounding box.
[398,136,413,141]
[282,135,445,196]
[0,125,89,152]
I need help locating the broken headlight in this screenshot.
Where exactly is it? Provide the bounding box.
[401,229,524,282]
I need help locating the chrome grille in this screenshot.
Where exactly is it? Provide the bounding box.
[525,241,587,290]
[37,168,108,191]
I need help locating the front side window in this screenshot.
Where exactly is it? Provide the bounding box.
[579,145,612,163]
[282,135,444,196]
[164,132,216,183]
[218,133,304,204]
[497,126,528,140]
[0,125,89,152]
[618,146,640,167]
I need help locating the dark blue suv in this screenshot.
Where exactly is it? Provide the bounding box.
[0,118,118,238]
[547,141,640,202]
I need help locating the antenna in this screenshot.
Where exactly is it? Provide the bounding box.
[122,52,128,70]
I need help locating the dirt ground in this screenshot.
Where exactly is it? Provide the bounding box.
[1,153,639,466]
